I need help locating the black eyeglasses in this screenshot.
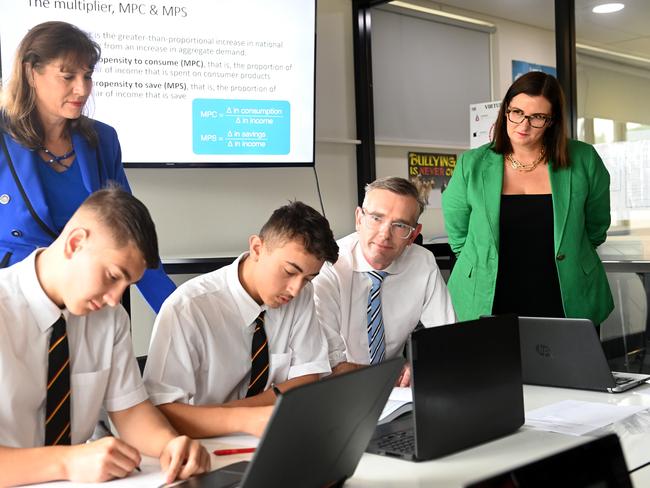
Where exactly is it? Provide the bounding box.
[506,108,551,129]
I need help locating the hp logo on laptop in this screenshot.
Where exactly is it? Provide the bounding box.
[535,344,552,358]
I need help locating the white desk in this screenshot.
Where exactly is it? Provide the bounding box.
[203,384,650,487]
[25,384,650,487]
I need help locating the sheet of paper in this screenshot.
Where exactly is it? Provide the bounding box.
[26,464,165,488]
[378,387,413,422]
[525,400,648,436]
[389,387,412,403]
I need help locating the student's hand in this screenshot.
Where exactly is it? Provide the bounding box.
[159,436,211,484]
[332,361,365,376]
[63,436,141,482]
[242,405,274,437]
[396,364,411,387]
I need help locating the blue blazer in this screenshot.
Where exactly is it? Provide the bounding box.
[0,119,175,312]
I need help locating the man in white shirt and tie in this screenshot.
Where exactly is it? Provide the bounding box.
[313,176,456,385]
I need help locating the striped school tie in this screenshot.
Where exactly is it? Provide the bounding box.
[45,315,71,445]
[246,311,269,397]
[366,271,388,365]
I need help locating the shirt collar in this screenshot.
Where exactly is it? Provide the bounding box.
[350,232,410,275]
[226,252,267,328]
[17,250,65,332]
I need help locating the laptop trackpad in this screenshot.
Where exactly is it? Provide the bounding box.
[171,461,250,488]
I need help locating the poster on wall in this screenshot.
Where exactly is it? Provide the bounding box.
[512,60,556,81]
[408,152,456,209]
[470,101,501,148]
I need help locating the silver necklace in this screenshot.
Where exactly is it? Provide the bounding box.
[41,146,75,169]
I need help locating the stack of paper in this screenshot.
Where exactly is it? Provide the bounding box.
[525,400,648,436]
[378,387,413,425]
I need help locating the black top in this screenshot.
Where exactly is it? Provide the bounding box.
[492,194,565,318]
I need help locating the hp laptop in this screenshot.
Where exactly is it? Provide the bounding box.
[367,315,525,461]
[465,433,632,488]
[519,316,650,393]
[174,357,403,488]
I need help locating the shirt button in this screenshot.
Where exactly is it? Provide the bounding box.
[556,253,565,261]
[11,229,23,237]
[0,194,9,205]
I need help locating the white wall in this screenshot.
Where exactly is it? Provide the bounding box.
[577,56,650,125]
[128,0,359,354]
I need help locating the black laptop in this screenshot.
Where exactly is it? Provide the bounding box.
[519,316,650,393]
[367,315,525,461]
[465,433,632,487]
[174,357,403,488]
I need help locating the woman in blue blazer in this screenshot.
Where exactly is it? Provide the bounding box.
[0,21,174,312]
[442,72,613,325]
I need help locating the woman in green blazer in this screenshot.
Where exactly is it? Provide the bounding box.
[442,72,613,325]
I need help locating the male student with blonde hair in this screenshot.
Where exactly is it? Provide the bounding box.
[0,187,210,486]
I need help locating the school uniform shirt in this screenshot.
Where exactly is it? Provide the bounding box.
[143,253,331,406]
[0,251,147,447]
[313,232,456,367]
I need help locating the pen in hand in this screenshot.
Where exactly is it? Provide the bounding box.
[98,420,141,472]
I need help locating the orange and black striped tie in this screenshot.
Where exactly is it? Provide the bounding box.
[246,311,269,397]
[45,315,71,445]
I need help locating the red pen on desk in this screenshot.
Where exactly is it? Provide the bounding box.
[213,447,256,456]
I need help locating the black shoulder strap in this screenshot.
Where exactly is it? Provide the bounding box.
[95,143,105,187]
[0,131,58,239]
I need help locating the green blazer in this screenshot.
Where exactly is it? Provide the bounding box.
[442,140,614,325]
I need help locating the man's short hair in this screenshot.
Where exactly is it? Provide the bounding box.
[259,201,339,263]
[364,176,426,219]
[79,184,160,269]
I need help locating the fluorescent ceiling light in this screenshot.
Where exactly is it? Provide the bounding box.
[388,1,495,28]
[592,3,625,14]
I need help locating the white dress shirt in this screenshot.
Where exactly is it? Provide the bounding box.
[313,232,456,367]
[144,253,331,406]
[0,251,148,447]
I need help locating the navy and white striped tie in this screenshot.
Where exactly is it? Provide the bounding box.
[366,271,388,364]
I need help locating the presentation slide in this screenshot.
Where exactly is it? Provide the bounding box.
[0,0,315,167]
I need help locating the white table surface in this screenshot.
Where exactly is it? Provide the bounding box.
[198,383,650,487]
[25,383,650,487]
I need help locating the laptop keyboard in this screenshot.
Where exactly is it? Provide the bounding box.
[376,430,415,454]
